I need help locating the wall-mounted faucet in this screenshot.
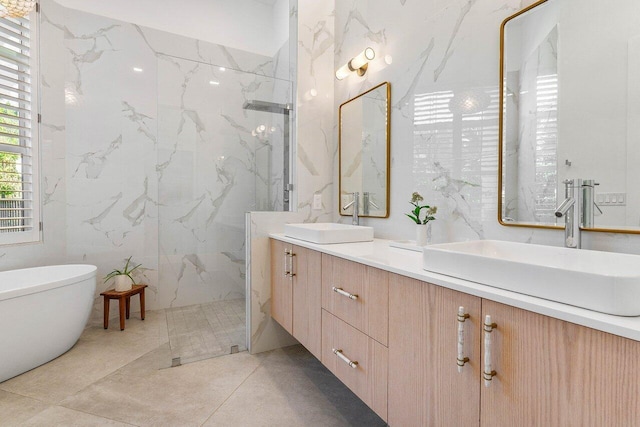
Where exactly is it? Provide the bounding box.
[342,192,359,225]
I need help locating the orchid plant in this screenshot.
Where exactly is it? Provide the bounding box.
[406,192,437,225]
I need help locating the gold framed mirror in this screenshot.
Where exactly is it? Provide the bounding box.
[498,0,640,234]
[339,82,390,219]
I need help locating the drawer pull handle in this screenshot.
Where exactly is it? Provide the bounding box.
[332,348,358,368]
[332,286,358,300]
[483,315,497,387]
[457,306,470,372]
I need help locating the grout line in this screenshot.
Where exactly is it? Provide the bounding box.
[55,406,141,427]
[198,354,267,426]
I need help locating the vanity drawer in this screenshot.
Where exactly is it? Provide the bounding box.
[322,310,388,421]
[321,254,389,346]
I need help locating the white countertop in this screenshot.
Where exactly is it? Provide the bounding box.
[270,234,640,342]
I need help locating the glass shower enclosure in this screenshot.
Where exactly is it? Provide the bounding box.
[157,56,291,365]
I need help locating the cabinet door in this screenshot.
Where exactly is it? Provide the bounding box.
[270,239,293,334]
[481,300,640,426]
[388,274,481,427]
[292,245,322,359]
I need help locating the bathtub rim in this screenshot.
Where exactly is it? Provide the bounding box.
[0,264,97,302]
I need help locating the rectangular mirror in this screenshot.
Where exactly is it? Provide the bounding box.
[499,0,640,233]
[339,82,390,219]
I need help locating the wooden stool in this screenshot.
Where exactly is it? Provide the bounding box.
[100,284,148,331]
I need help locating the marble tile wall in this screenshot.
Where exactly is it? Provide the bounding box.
[0,0,294,325]
[295,0,335,222]
[332,0,640,255]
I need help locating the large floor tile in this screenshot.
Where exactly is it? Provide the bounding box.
[202,345,386,427]
[61,350,264,426]
[0,310,169,404]
[0,390,50,427]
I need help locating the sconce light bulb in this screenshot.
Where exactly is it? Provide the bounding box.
[258,124,266,132]
[310,88,318,97]
[335,63,351,80]
[350,47,375,70]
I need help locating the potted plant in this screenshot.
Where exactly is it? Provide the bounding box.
[104,256,141,292]
[406,192,437,246]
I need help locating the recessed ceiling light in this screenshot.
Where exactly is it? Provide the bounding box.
[133,67,143,73]
[219,67,226,72]
[209,81,220,86]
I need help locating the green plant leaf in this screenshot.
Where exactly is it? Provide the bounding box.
[405,213,420,224]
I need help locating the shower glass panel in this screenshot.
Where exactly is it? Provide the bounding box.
[157,56,291,365]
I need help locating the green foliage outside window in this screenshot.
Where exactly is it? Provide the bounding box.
[0,104,22,199]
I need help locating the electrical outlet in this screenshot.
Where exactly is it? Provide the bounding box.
[312,193,322,210]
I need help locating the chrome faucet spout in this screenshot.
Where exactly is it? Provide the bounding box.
[554,197,575,218]
[556,179,582,249]
[342,192,359,226]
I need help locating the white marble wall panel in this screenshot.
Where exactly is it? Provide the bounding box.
[134,26,277,80]
[332,0,640,254]
[295,0,335,223]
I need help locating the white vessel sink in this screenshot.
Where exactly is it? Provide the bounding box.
[284,223,374,244]
[423,240,640,316]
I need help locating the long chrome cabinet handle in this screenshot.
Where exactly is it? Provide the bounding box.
[332,348,358,368]
[457,306,470,372]
[483,314,497,386]
[332,286,358,300]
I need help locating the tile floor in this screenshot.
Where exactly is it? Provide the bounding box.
[0,308,386,426]
[166,299,246,366]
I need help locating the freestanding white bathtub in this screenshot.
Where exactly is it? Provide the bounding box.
[0,264,97,383]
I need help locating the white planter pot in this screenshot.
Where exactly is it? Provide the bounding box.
[114,275,133,292]
[416,223,431,246]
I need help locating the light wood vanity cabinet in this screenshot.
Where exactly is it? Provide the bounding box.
[389,274,640,426]
[270,239,640,426]
[270,239,322,359]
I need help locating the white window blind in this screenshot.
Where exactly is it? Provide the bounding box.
[533,73,558,223]
[0,9,39,244]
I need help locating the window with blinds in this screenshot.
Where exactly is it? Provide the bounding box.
[0,9,39,244]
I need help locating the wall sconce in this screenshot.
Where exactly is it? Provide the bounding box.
[335,48,376,80]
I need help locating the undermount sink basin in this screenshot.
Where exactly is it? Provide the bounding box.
[284,223,374,244]
[423,240,640,316]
